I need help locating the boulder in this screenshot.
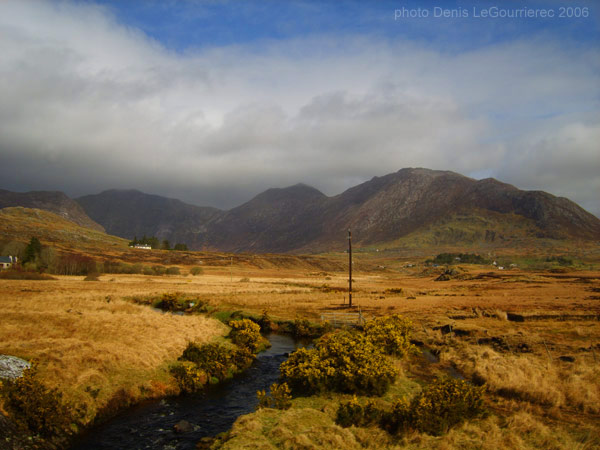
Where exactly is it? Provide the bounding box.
[0,355,30,380]
[173,420,194,433]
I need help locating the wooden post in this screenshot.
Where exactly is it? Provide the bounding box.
[348,229,352,308]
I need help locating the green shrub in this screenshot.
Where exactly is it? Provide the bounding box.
[384,378,485,436]
[289,318,331,338]
[1,365,82,440]
[280,330,397,396]
[142,266,154,275]
[151,265,166,276]
[158,292,180,311]
[257,382,292,410]
[426,253,489,265]
[257,310,276,333]
[336,396,383,428]
[190,266,204,276]
[165,266,180,275]
[228,319,265,352]
[0,270,56,280]
[364,314,416,357]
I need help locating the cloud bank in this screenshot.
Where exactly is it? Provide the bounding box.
[0,0,598,216]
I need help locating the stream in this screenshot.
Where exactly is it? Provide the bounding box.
[72,334,303,450]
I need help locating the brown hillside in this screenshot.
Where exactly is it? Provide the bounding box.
[0,189,104,232]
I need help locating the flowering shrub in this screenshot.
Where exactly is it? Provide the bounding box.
[364,314,416,357]
[409,378,485,435]
[336,396,383,428]
[384,378,485,435]
[172,342,255,392]
[170,361,208,393]
[257,382,292,410]
[280,330,397,396]
[228,319,265,352]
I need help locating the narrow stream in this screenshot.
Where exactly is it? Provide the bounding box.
[72,334,303,450]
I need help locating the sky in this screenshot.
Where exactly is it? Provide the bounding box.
[0,0,599,216]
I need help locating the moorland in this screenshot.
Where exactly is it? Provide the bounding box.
[1,230,599,448]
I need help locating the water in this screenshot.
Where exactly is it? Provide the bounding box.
[72,334,303,450]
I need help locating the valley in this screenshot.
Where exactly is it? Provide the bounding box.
[1,251,599,448]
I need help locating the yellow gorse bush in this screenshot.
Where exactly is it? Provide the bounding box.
[229,319,264,352]
[280,330,398,396]
[257,382,292,410]
[171,342,255,392]
[364,314,416,357]
[386,377,486,436]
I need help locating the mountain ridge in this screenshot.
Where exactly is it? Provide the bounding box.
[0,189,105,232]
[2,168,598,253]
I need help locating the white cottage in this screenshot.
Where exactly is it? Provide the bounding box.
[0,256,17,269]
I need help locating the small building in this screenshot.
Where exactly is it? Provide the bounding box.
[132,244,152,250]
[0,256,17,270]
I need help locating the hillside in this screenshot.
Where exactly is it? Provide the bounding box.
[73,168,600,253]
[76,189,222,247]
[0,207,128,253]
[0,189,104,232]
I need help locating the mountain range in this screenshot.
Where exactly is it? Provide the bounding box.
[2,168,599,253]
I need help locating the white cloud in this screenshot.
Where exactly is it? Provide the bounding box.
[0,0,598,217]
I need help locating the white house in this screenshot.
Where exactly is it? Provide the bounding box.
[0,256,17,269]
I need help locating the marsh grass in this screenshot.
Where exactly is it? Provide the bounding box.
[1,260,599,447]
[0,277,226,425]
[442,345,600,413]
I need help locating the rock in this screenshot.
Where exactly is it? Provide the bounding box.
[173,420,194,433]
[0,355,31,380]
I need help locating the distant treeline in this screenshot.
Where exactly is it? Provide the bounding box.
[0,237,193,276]
[426,253,489,265]
[129,236,188,251]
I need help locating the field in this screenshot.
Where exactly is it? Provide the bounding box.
[1,252,599,448]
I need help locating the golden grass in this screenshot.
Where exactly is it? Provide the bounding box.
[1,259,599,445]
[398,411,599,450]
[441,345,600,414]
[217,395,597,449]
[0,277,226,422]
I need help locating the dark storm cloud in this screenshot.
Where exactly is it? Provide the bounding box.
[0,1,598,215]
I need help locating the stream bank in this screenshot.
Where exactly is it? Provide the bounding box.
[71,334,304,450]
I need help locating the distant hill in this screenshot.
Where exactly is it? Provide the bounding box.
[76,189,222,247]
[0,189,104,232]
[0,207,127,252]
[73,168,600,253]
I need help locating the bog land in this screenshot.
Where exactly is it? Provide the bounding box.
[1,253,599,448]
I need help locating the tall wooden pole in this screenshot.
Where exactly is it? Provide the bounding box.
[348,229,352,308]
